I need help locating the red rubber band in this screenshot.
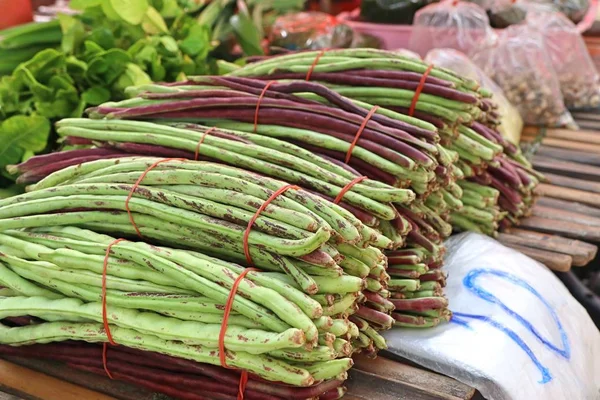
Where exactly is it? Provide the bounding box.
[102,343,113,379]
[306,50,326,81]
[102,237,127,379]
[102,238,127,346]
[238,371,250,400]
[125,158,186,238]
[218,266,259,400]
[408,64,434,117]
[334,176,368,204]
[242,184,300,265]
[254,81,276,133]
[345,106,379,164]
[195,127,217,161]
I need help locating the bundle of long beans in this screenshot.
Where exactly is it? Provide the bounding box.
[0,155,399,398]
[223,49,540,231]
[0,226,353,395]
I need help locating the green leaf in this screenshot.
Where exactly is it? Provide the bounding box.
[159,36,179,54]
[229,12,263,56]
[0,115,51,170]
[179,24,211,57]
[142,6,169,34]
[58,14,86,54]
[101,1,122,21]
[69,0,103,10]
[110,0,150,25]
[114,63,152,94]
[158,0,183,18]
[87,27,116,50]
[82,86,111,105]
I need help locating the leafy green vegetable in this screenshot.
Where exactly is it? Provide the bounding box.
[0,115,50,168]
[142,6,169,34]
[230,11,263,56]
[111,0,150,25]
[58,14,86,55]
[82,86,111,105]
[179,24,211,57]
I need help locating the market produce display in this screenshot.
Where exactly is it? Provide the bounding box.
[0,36,549,397]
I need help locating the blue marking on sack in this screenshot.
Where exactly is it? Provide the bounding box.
[448,268,570,384]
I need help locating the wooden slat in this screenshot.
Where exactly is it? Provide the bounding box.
[4,358,156,400]
[572,120,600,131]
[532,205,600,228]
[536,146,600,166]
[571,111,600,122]
[0,359,114,400]
[541,137,600,154]
[534,183,600,208]
[346,354,476,400]
[518,216,600,242]
[544,128,600,145]
[500,243,573,271]
[533,156,600,181]
[498,230,597,267]
[536,197,600,218]
[354,354,475,400]
[543,172,600,193]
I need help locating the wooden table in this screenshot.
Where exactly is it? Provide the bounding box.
[0,353,479,400]
[498,125,600,272]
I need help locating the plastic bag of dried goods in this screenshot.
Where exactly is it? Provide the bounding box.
[409,0,497,57]
[528,10,600,109]
[425,48,523,144]
[471,24,576,127]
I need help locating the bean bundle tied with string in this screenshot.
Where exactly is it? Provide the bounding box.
[0,48,545,399]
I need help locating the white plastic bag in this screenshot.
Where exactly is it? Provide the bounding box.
[384,232,600,400]
[425,48,523,144]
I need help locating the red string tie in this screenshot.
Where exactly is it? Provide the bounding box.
[305,49,326,81]
[101,237,128,379]
[345,106,380,164]
[408,64,434,117]
[218,266,259,400]
[195,127,217,161]
[334,176,368,204]
[125,158,186,238]
[253,80,276,133]
[219,183,299,399]
[242,184,300,265]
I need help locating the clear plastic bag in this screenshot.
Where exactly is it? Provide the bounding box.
[528,11,600,109]
[268,12,381,51]
[425,48,523,144]
[471,24,575,127]
[408,0,497,57]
